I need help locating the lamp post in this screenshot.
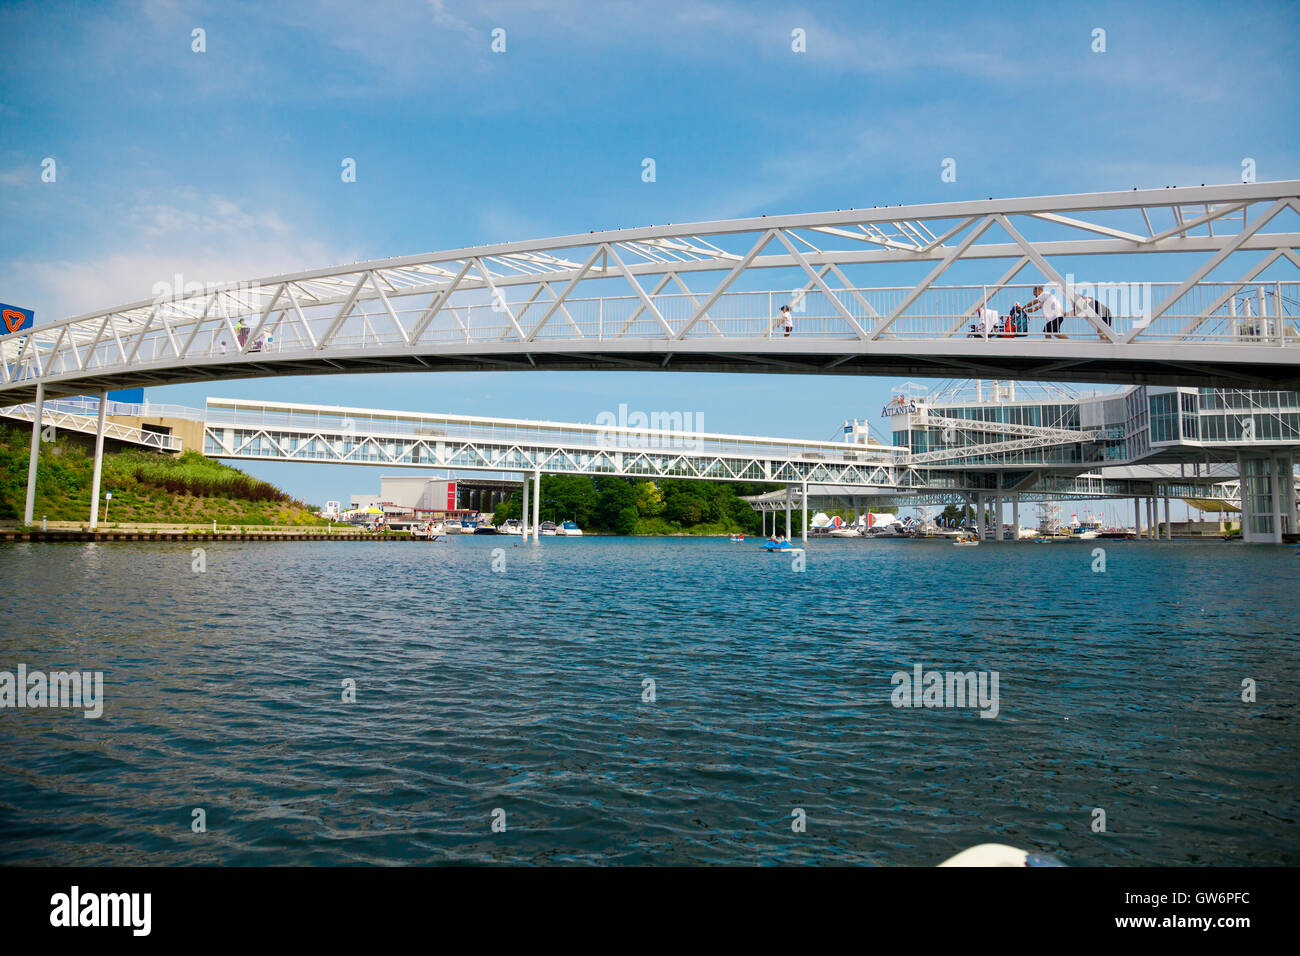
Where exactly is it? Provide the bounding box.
[104,491,112,525]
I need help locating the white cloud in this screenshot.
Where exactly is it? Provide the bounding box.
[0,192,354,321]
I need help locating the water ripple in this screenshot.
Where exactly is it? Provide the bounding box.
[0,536,1296,865]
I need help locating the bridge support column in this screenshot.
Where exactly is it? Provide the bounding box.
[1148,497,1156,540]
[1237,450,1291,544]
[89,389,108,529]
[520,473,530,539]
[801,482,808,543]
[1163,496,1172,540]
[1133,497,1142,537]
[1011,495,1020,540]
[784,487,791,539]
[1281,452,1297,539]
[23,383,44,526]
[974,493,985,540]
[532,470,541,541]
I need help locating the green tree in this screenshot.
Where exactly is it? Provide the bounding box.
[633,480,664,517]
[614,504,639,535]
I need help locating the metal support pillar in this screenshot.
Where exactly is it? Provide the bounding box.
[23,383,44,526]
[89,389,108,529]
[785,487,792,539]
[975,492,985,539]
[520,472,530,539]
[1012,494,1020,541]
[801,482,808,543]
[1163,496,1172,540]
[532,470,541,541]
[1134,497,1142,537]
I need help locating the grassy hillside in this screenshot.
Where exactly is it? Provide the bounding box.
[0,423,325,526]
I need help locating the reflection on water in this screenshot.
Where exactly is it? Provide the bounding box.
[0,536,1296,865]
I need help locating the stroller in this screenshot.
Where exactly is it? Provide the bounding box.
[1002,304,1029,338]
[968,304,1029,338]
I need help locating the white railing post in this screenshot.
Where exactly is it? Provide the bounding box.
[1277,281,1284,346]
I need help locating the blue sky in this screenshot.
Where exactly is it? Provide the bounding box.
[2,0,1298,504]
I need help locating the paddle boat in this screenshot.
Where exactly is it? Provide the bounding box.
[760,537,804,553]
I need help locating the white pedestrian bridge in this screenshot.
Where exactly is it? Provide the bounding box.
[199,391,1247,512]
[3,181,1300,406]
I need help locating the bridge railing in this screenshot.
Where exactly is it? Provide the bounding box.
[243,280,1300,346]
[34,398,206,420]
[6,280,1299,389]
[1,403,183,451]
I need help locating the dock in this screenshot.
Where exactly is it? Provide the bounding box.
[0,528,443,544]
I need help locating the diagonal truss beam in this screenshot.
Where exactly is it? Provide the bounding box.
[995,214,1116,343]
[870,217,991,340]
[524,246,604,342]
[411,259,475,342]
[1140,202,1249,245]
[673,230,775,340]
[605,245,676,338]
[1124,198,1291,342]
[474,258,529,342]
[773,230,869,339]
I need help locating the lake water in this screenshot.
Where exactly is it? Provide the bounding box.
[0,535,1296,865]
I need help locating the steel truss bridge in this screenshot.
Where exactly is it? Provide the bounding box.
[1,400,182,452]
[4,182,1300,407]
[202,397,1235,503]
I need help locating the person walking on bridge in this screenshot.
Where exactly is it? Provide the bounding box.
[1071,295,1113,341]
[1020,285,1066,339]
[779,304,794,337]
